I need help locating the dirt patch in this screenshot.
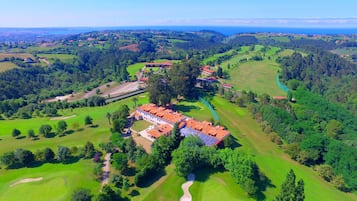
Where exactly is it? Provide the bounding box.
[132,132,153,153]
[10,177,43,187]
[50,115,76,121]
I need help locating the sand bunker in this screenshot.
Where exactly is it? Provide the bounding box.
[50,115,76,121]
[10,177,43,187]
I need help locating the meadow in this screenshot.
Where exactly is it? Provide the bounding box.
[0,62,19,73]
[37,54,77,63]
[0,53,35,60]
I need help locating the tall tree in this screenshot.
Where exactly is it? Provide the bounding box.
[275,169,305,201]
[168,59,201,98]
[147,74,173,105]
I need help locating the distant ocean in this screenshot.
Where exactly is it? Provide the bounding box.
[1,26,357,36]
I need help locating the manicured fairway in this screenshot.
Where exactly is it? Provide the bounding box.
[0,160,99,201]
[190,169,252,201]
[210,96,357,201]
[174,100,213,121]
[226,60,285,96]
[131,165,185,201]
[0,94,150,154]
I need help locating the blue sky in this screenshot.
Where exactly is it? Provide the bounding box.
[1,0,357,27]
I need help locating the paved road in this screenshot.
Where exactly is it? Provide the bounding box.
[102,81,139,97]
[100,153,111,191]
[180,173,195,201]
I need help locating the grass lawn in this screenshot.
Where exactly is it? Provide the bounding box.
[203,49,236,65]
[127,62,145,78]
[0,53,35,60]
[210,96,357,201]
[0,159,99,201]
[0,62,20,73]
[174,100,213,121]
[225,60,286,96]
[131,165,185,201]
[0,94,150,154]
[37,54,77,63]
[131,120,152,132]
[191,168,253,201]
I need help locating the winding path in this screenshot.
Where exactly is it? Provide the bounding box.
[100,153,111,191]
[180,173,195,201]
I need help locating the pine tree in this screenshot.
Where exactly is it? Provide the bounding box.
[275,169,305,201]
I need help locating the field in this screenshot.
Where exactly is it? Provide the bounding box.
[213,46,286,96]
[190,169,250,201]
[0,94,150,200]
[0,62,20,72]
[0,160,99,201]
[0,94,150,154]
[0,53,35,60]
[131,165,185,201]
[209,96,357,201]
[131,120,152,132]
[37,54,77,63]
[173,100,213,121]
[224,60,285,96]
[127,62,145,78]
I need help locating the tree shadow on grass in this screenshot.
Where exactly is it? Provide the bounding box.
[173,105,199,113]
[64,130,75,135]
[193,167,226,183]
[253,172,276,201]
[90,124,99,128]
[137,168,166,188]
[129,189,140,197]
[123,167,136,177]
[16,136,26,140]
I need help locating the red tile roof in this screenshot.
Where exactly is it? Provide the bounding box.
[273,96,287,100]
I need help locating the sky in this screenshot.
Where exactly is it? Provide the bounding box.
[1,0,357,28]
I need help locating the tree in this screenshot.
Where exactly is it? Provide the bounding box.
[112,118,127,133]
[57,120,68,134]
[172,136,204,177]
[316,164,334,182]
[84,116,93,126]
[332,175,349,191]
[147,74,173,105]
[171,123,181,149]
[325,119,343,139]
[112,152,128,173]
[14,148,34,166]
[39,124,52,137]
[96,185,121,201]
[0,152,17,168]
[27,129,35,139]
[12,129,21,138]
[152,136,174,166]
[168,59,201,98]
[217,66,223,78]
[57,146,71,162]
[72,188,92,201]
[275,169,305,201]
[44,147,55,162]
[106,113,111,125]
[83,141,96,159]
[219,149,259,195]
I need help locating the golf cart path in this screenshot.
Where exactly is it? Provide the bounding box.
[180,173,195,201]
